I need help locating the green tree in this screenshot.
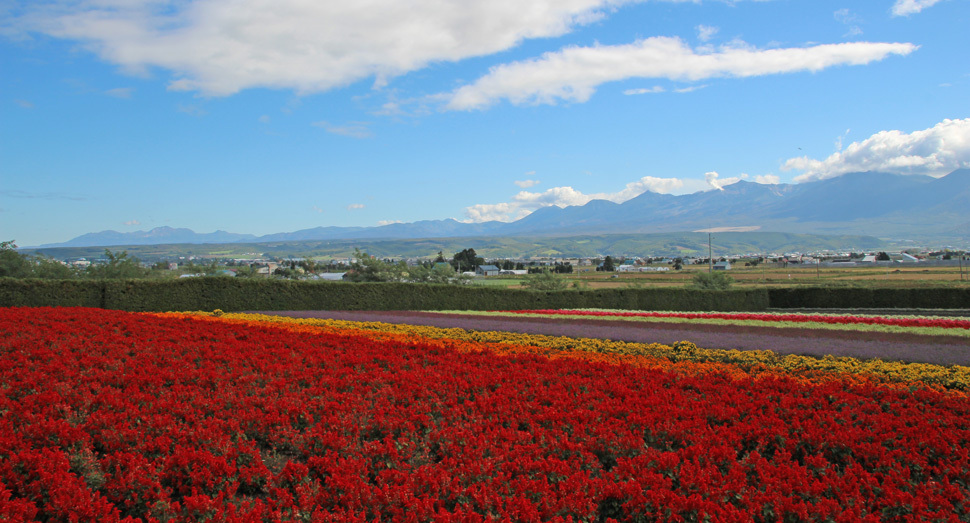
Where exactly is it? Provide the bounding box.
[876,252,891,261]
[85,250,150,279]
[31,256,78,279]
[0,241,32,278]
[348,248,409,282]
[599,256,616,272]
[451,248,484,272]
[521,269,568,291]
[691,270,734,290]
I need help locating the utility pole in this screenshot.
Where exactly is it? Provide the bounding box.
[708,233,713,274]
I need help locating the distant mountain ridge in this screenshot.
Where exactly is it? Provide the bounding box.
[39,169,970,248]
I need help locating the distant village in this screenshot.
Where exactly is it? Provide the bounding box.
[62,247,970,280]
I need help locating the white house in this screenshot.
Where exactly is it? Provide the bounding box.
[713,261,731,270]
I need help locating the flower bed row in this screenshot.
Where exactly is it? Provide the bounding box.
[196,312,970,392]
[4,307,970,522]
[501,309,970,331]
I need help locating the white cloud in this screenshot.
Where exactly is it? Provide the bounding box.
[377,220,403,226]
[464,175,684,222]
[524,170,536,176]
[674,84,707,93]
[696,24,718,42]
[313,121,372,139]
[623,86,665,95]
[833,9,862,37]
[124,219,140,226]
[258,115,271,124]
[311,206,323,213]
[105,87,134,98]
[514,179,541,188]
[784,118,970,182]
[754,174,780,184]
[892,0,946,16]
[705,171,754,190]
[11,0,657,97]
[347,203,365,210]
[835,128,851,151]
[443,38,916,110]
[15,99,34,109]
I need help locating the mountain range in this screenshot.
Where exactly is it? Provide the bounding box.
[39,170,970,248]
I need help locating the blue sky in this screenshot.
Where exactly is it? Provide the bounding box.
[2,0,968,246]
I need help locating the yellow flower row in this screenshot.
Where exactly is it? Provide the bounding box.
[160,311,970,393]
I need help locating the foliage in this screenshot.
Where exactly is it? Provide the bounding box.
[691,270,735,290]
[0,278,771,312]
[347,248,410,282]
[0,240,78,279]
[451,248,484,272]
[84,250,150,279]
[520,269,569,291]
[0,240,32,278]
[597,255,616,272]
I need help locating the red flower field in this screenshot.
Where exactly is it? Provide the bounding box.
[2,307,970,522]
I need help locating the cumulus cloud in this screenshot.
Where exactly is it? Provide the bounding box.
[124,219,140,226]
[313,121,372,139]
[696,25,718,42]
[705,171,775,190]
[377,220,403,226]
[892,0,946,16]
[754,174,780,184]
[514,179,541,188]
[464,175,684,222]
[783,118,970,182]
[347,203,365,210]
[705,171,746,190]
[9,0,659,97]
[444,38,916,110]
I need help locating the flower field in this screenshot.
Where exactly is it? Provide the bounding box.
[3,307,970,522]
[503,309,970,330]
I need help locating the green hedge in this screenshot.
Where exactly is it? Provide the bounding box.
[1,278,768,312]
[5,278,966,312]
[767,287,970,309]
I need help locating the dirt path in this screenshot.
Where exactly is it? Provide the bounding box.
[251,310,970,367]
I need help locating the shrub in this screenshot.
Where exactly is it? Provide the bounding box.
[691,271,734,290]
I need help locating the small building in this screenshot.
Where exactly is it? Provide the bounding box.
[712,261,731,271]
[901,253,920,263]
[617,264,638,272]
[499,269,529,275]
[316,272,347,281]
[476,265,500,276]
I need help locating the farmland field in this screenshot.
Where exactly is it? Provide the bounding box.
[502,266,970,289]
[3,306,970,521]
